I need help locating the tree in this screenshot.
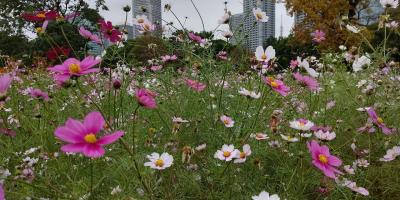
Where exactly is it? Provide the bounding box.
[0,0,107,34]
[285,0,371,49]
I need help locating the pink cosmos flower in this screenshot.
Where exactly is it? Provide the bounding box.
[54,111,124,158]
[0,183,4,200]
[99,19,122,43]
[357,119,376,134]
[48,56,101,83]
[188,32,206,45]
[290,59,299,69]
[28,88,50,102]
[139,22,156,34]
[234,144,252,164]
[311,30,326,43]
[150,65,163,71]
[214,144,240,162]
[263,76,290,96]
[307,140,343,179]
[0,73,12,100]
[161,55,177,62]
[217,51,228,60]
[293,72,319,91]
[22,10,59,22]
[186,79,206,92]
[366,108,392,134]
[79,27,101,44]
[220,115,234,128]
[135,88,157,109]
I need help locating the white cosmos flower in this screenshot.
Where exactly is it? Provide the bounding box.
[250,133,269,140]
[255,46,275,62]
[172,116,189,123]
[314,130,336,141]
[252,191,280,200]
[222,31,233,38]
[253,8,269,22]
[352,55,371,72]
[234,144,252,164]
[346,24,360,33]
[379,146,400,162]
[238,88,261,99]
[289,119,314,131]
[133,15,149,25]
[297,57,319,78]
[380,0,398,8]
[280,134,299,142]
[300,133,312,138]
[218,13,230,24]
[144,152,174,170]
[214,144,240,161]
[220,115,235,127]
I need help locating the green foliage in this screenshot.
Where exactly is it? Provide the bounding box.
[0,31,31,57]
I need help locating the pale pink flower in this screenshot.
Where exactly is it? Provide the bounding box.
[186,79,206,92]
[135,88,157,109]
[220,115,234,128]
[214,144,239,162]
[234,144,252,164]
[293,72,319,91]
[144,152,174,170]
[263,76,290,96]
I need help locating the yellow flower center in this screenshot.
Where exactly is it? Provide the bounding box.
[270,81,279,88]
[69,63,81,74]
[299,122,305,127]
[36,13,46,18]
[261,53,267,60]
[138,19,144,23]
[223,119,230,125]
[223,151,231,158]
[377,117,384,124]
[84,133,97,144]
[155,159,164,167]
[35,27,43,33]
[319,154,328,164]
[256,13,263,20]
[239,152,246,159]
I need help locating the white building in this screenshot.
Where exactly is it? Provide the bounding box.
[131,0,162,38]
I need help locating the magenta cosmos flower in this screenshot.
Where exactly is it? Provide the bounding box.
[0,183,4,200]
[135,88,157,109]
[311,30,326,43]
[79,27,101,44]
[263,76,290,96]
[99,19,122,43]
[0,73,12,100]
[307,140,343,179]
[54,111,124,158]
[28,88,50,102]
[186,79,206,92]
[293,72,319,91]
[188,32,206,45]
[366,108,392,134]
[48,56,101,83]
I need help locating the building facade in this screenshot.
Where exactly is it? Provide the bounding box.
[229,13,244,45]
[131,0,162,38]
[243,0,275,51]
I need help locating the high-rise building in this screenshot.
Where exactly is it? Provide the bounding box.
[294,11,306,25]
[243,0,275,51]
[229,13,244,45]
[131,0,162,38]
[358,0,384,25]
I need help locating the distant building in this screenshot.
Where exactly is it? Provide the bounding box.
[294,12,306,25]
[358,0,384,25]
[131,0,162,38]
[229,13,244,45]
[243,0,275,51]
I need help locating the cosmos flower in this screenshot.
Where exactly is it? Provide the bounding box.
[186,79,206,92]
[28,88,50,102]
[135,88,157,109]
[352,55,370,72]
[366,108,392,134]
[214,144,240,162]
[314,130,336,141]
[346,24,360,33]
[263,76,290,96]
[218,13,230,24]
[307,140,343,179]
[379,146,400,162]
[79,27,101,44]
[133,15,149,25]
[0,73,12,100]
[380,0,398,8]
[336,178,369,196]
[252,8,269,22]
[290,59,299,69]
[98,19,122,43]
[139,22,156,34]
[48,56,101,83]
[220,115,234,128]
[144,152,174,170]
[222,31,233,39]
[0,184,4,200]
[188,32,206,45]
[172,117,189,123]
[250,133,269,141]
[234,144,252,164]
[54,111,124,158]
[280,134,299,142]
[46,47,71,61]
[252,191,280,200]
[311,30,326,43]
[293,73,319,91]
[217,51,228,60]
[290,119,314,131]
[238,88,261,99]
[297,57,319,78]
[255,46,275,63]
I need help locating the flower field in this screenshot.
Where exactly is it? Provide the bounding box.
[0,1,400,199]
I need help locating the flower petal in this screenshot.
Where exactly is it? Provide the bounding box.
[61,143,84,153]
[83,111,105,134]
[97,131,124,145]
[82,144,105,158]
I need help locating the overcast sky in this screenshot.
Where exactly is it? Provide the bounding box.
[86,0,294,37]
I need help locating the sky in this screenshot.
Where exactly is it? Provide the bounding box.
[86,0,294,37]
